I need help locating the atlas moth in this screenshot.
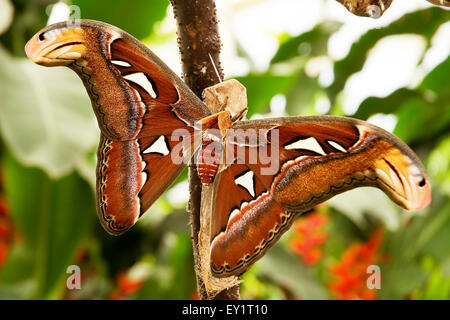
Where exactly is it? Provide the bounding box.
[26,20,431,277]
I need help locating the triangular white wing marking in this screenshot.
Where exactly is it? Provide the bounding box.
[124,72,157,98]
[112,60,132,67]
[235,170,255,197]
[284,137,326,155]
[328,140,347,153]
[143,136,170,156]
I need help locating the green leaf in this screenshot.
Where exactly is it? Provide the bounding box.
[420,54,450,96]
[329,7,450,101]
[379,262,428,299]
[236,73,296,117]
[383,196,450,267]
[353,88,421,120]
[0,279,36,299]
[72,0,169,40]
[418,202,450,262]
[134,233,196,299]
[166,234,196,299]
[328,187,400,231]
[0,46,98,179]
[258,243,327,299]
[240,265,285,299]
[354,57,450,145]
[271,22,342,64]
[427,135,450,197]
[0,244,36,291]
[1,152,96,299]
[285,72,324,116]
[393,99,450,144]
[416,264,450,300]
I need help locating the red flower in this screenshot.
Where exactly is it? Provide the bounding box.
[0,221,10,240]
[328,229,384,300]
[0,198,8,217]
[0,197,12,268]
[116,272,145,294]
[0,242,8,268]
[290,206,329,266]
[109,270,146,300]
[73,248,89,264]
[189,291,200,300]
[109,289,125,300]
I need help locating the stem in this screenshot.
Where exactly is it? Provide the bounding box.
[169,0,240,300]
[170,0,223,97]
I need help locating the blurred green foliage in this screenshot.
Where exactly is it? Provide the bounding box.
[0,0,449,300]
[71,0,168,40]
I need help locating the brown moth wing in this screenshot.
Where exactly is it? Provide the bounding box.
[107,37,211,138]
[209,161,285,276]
[96,134,143,235]
[211,163,271,243]
[96,131,196,235]
[210,115,431,277]
[26,19,211,141]
[26,20,211,235]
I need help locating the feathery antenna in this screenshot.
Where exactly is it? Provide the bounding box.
[209,53,222,83]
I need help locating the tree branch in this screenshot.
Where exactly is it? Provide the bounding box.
[169,0,240,300]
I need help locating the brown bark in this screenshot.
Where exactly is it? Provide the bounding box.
[169,0,240,300]
[335,0,392,18]
[426,0,450,7]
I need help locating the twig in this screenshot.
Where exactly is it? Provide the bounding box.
[169,0,240,300]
